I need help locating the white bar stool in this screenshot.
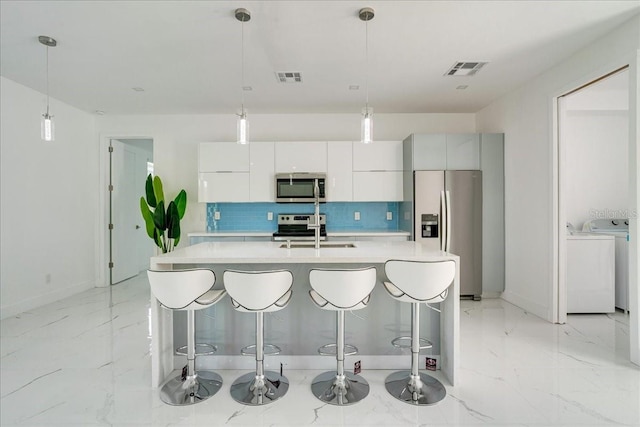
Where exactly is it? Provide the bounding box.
[383,260,455,405]
[308,266,377,405]
[147,269,226,406]
[223,269,294,406]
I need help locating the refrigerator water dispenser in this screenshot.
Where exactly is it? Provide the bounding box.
[421,214,439,238]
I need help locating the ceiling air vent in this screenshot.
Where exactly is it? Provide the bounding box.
[276,71,303,83]
[444,61,488,76]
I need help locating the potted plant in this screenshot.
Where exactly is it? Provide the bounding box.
[140,174,187,253]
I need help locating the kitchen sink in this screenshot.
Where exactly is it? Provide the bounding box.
[279,242,356,249]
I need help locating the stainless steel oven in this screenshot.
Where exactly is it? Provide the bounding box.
[272,214,327,241]
[275,173,326,203]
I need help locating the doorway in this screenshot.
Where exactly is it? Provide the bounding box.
[109,138,155,285]
[556,67,630,323]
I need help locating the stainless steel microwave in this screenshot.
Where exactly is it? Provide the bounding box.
[275,173,326,203]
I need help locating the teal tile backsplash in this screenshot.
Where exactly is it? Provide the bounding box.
[206,202,399,232]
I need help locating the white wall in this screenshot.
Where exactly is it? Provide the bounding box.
[565,110,629,229]
[476,14,639,363]
[0,76,98,319]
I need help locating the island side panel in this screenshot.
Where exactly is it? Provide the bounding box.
[440,256,460,386]
[149,261,175,388]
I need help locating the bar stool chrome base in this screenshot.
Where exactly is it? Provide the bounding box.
[176,343,217,356]
[230,371,289,406]
[159,370,223,406]
[384,370,446,405]
[311,371,370,405]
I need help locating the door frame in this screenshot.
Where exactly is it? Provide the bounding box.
[551,59,638,367]
[98,133,154,287]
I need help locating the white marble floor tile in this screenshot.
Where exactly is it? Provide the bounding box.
[1,274,638,426]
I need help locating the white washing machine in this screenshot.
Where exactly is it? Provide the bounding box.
[566,231,615,313]
[583,219,629,311]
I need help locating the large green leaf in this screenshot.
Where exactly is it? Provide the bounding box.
[153,228,164,251]
[153,175,165,205]
[145,174,156,208]
[153,200,166,231]
[166,201,181,242]
[139,197,155,239]
[174,190,187,220]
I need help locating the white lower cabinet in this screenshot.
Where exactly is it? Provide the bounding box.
[198,172,249,202]
[189,235,271,245]
[352,171,403,201]
[356,235,408,241]
[328,235,409,242]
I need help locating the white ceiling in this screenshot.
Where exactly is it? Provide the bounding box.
[1,1,638,116]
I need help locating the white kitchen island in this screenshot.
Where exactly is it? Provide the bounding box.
[149,241,460,388]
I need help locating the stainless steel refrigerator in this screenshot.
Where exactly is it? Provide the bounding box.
[412,170,482,299]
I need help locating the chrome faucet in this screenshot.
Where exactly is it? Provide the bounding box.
[307,178,321,249]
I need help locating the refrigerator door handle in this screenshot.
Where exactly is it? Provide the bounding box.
[440,190,447,251]
[445,190,452,252]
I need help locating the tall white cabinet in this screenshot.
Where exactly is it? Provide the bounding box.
[403,133,505,296]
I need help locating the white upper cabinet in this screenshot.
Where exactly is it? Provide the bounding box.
[199,142,249,172]
[327,141,353,201]
[353,171,403,201]
[445,133,480,170]
[411,134,447,170]
[275,142,327,173]
[198,172,249,202]
[406,133,480,170]
[249,142,275,202]
[352,140,403,171]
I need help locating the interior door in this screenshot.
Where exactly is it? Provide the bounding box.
[110,140,141,284]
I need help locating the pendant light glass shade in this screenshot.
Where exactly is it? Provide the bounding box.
[237,110,248,144]
[361,107,373,144]
[41,113,54,141]
[39,35,57,142]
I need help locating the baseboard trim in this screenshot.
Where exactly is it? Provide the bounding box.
[500,290,550,321]
[177,354,443,372]
[0,280,94,320]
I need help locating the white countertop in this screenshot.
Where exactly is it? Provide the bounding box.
[152,240,454,265]
[188,230,410,238]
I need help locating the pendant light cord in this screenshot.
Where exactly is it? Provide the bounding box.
[46,45,50,116]
[365,19,369,111]
[241,18,245,115]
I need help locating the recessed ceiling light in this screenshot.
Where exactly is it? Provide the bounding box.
[242,86,253,91]
[456,85,468,90]
[132,87,145,92]
[349,85,360,90]
[94,110,106,115]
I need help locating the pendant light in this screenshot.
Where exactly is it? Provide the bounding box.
[359,7,374,144]
[39,35,57,142]
[235,8,251,144]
